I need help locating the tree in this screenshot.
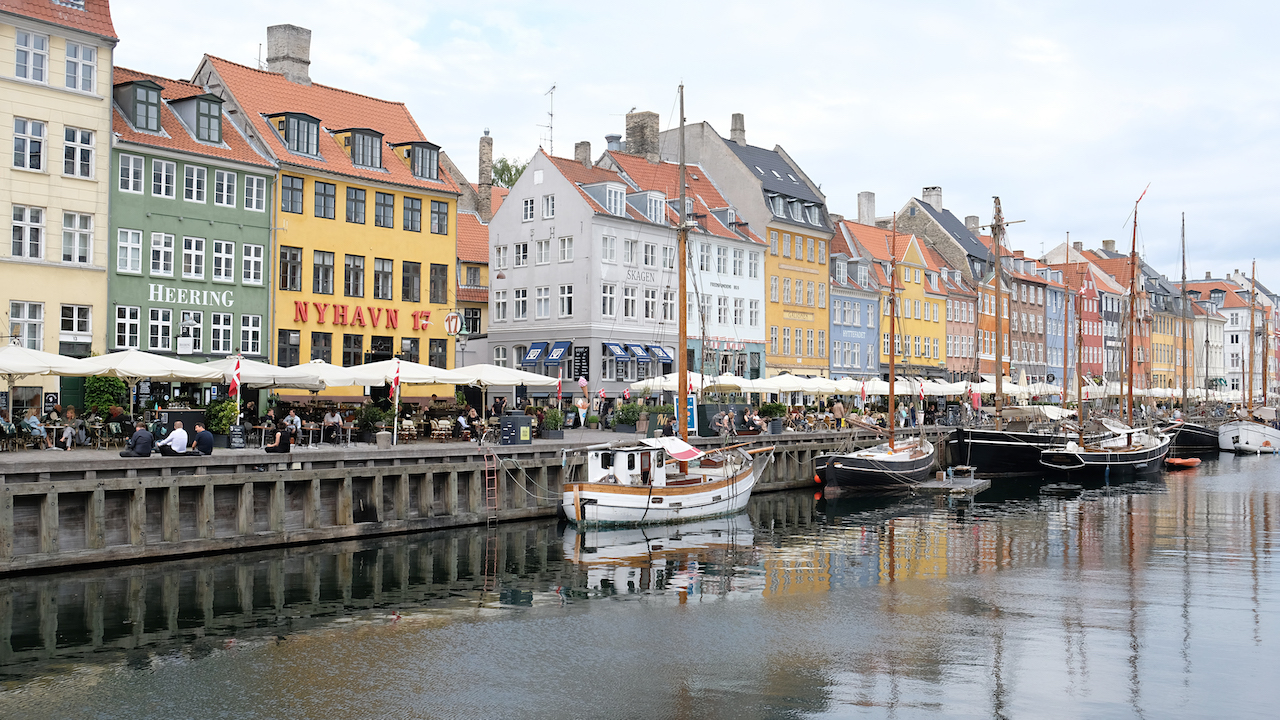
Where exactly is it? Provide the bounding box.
[491,157,527,188]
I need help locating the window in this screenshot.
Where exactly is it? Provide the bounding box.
[602,235,617,262]
[733,298,744,325]
[411,145,439,180]
[279,246,302,291]
[284,115,319,156]
[463,308,481,335]
[237,176,265,212]
[402,261,421,302]
[178,310,203,352]
[241,315,262,355]
[783,278,791,304]
[208,312,233,353]
[494,290,508,320]
[133,85,160,131]
[403,197,421,231]
[642,242,656,267]
[664,246,677,269]
[149,232,175,276]
[559,236,573,262]
[184,165,207,202]
[351,132,381,168]
[211,240,234,281]
[624,239,637,265]
[699,243,711,271]
[606,186,625,215]
[817,283,826,309]
[747,299,759,327]
[148,308,171,351]
[117,152,143,190]
[770,276,779,302]
[493,346,508,367]
[373,258,393,300]
[535,239,550,265]
[182,237,205,279]
[238,243,263,285]
[817,330,825,357]
[311,250,334,294]
[115,306,140,349]
[213,170,236,207]
[431,201,448,234]
[193,98,221,143]
[344,255,365,297]
[522,198,535,221]
[601,284,616,316]
[314,181,335,219]
[644,289,657,319]
[514,288,528,320]
[647,195,665,222]
[116,228,142,273]
[535,286,550,319]
[10,301,42,349]
[428,338,448,369]
[15,31,48,83]
[559,284,574,316]
[61,127,93,178]
[782,234,791,258]
[514,242,528,267]
[542,194,555,218]
[11,205,43,259]
[663,290,676,320]
[308,331,331,362]
[807,238,815,262]
[817,241,826,262]
[806,281,815,306]
[718,296,728,324]
[623,287,637,318]
[716,246,728,274]
[770,231,778,255]
[782,328,790,355]
[56,212,92,264]
[375,192,394,228]
[151,159,176,198]
[346,188,365,224]
[429,263,447,304]
[770,326,779,354]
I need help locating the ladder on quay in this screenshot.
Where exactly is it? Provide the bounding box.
[483,448,500,527]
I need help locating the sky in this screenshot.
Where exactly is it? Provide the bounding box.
[112,0,1280,284]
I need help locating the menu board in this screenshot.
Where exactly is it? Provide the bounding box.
[573,347,590,382]
[229,424,246,449]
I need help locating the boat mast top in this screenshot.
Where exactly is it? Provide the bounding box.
[676,84,689,469]
[1248,259,1257,414]
[992,197,1005,431]
[887,216,898,453]
[1180,213,1189,412]
[1126,188,1146,427]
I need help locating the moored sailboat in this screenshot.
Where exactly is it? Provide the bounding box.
[1218,260,1280,453]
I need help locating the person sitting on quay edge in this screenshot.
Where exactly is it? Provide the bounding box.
[119,421,154,458]
[155,420,189,457]
[264,424,295,454]
[191,421,214,456]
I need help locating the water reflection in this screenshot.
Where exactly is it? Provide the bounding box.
[0,455,1277,719]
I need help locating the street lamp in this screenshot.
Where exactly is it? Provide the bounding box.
[176,317,199,356]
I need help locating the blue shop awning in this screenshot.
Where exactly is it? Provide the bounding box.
[627,344,651,363]
[647,345,674,363]
[603,342,628,360]
[520,341,548,366]
[544,341,571,365]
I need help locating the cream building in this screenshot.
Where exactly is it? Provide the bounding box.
[1,0,117,414]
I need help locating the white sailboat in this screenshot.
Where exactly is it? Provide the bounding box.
[1218,260,1280,453]
[561,86,774,526]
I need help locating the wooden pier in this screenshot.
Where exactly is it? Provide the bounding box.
[915,466,991,497]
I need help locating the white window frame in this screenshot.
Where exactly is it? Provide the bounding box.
[750,299,760,326]
[184,165,207,202]
[514,242,528,268]
[559,284,574,317]
[152,159,176,198]
[558,236,574,262]
[522,198,534,221]
[493,346,508,367]
[150,233,175,277]
[494,245,509,269]
[716,246,728,274]
[601,236,617,263]
[663,246,676,269]
[663,290,676,321]
[240,314,262,355]
[210,312,233,354]
[119,153,144,192]
[513,288,528,320]
[115,305,140,349]
[542,194,555,218]
[61,212,92,264]
[62,127,93,178]
[601,284,616,317]
[493,290,508,321]
[15,30,48,83]
[214,169,237,207]
[606,186,624,216]
[733,248,744,276]
[11,205,44,259]
[182,236,205,279]
[643,242,656,267]
[243,175,266,211]
[10,301,43,350]
[117,228,142,273]
[64,41,95,93]
[535,238,550,265]
[644,288,657,319]
[623,239,637,265]
[148,307,172,351]
[535,286,550,319]
[179,310,204,352]
[211,240,235,282]
[623,286,637,318]
[241,243,264,285]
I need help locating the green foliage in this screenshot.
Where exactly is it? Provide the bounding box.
[455,390,467,405]
[613,402,642,426]
[203,399,239,435]
[354,404,390,432]
[587,415,600,425]
[492,157,527,189]
[759,402,787,418]
[84,375,127,414]
[543,407,564,429]
[654,404,675,416]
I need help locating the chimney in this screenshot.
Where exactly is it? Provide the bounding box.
[625,110,660,163]
[1205,271,1212,280]
[605,134,622,152]
[730,113,746,146]
[1073,241,1083,251]
[922,186,942,210]
[477,132,493,223]
[574,141,591,169]
[266,24,312,86]
[857,191,875,225]
[965,215,979,233]
[1102,239,1116,252]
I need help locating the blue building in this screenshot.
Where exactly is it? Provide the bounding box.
[1037,264,1069,394]
[829,221,880,379]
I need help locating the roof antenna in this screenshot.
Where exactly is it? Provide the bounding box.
[257,43,264,71]
[538,84,556,155]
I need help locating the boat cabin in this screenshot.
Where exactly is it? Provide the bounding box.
[587,446,668,487]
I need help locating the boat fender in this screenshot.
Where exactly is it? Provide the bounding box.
[1265,441,1273,448]
[814,473,822,484]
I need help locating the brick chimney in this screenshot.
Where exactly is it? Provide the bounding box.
[730,113,746,146]
[1205,271,1212,279]
[857,191,875,225]
[922,186,942,210]
[575,141,591,169]
[965,215,979,233]
[625,110,660,163]
[477,132,493,223]
[1102,239,1116,252]
[1073,241,1083,251]
[266,25,311,86]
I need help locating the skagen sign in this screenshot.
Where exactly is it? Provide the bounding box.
[149,284,235,308]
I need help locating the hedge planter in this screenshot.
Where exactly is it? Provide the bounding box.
[542,430,565,440]
[613,424,637,434]
[211,433,231,448]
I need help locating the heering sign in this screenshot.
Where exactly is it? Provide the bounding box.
[149,284,235,308]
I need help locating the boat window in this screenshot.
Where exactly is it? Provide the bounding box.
[627,453,636,470]
[600,452,612,469]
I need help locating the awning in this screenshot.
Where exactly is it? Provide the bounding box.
[627,344,651,363]
[603,342,628,360]
[647,345,674,363]
[544,341,571,365]
[520,342,548,366]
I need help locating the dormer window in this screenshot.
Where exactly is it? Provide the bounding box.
[769,195,784,216]
[412,144,438,180]
[788,200,802,221]
[196,98,221,143]
[835,259,847,283]
[646,193,666,223]
[606,186,625,216]
[806,205,820,224]
[270,113,321,156]
[130,82,161,132]
[347,131,382,168]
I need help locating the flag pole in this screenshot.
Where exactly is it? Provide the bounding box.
[392,359,401,446]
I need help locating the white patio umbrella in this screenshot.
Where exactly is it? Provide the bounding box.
[305,358,386,388]
[831,377,863,394]
[751,374,814,394]
[357,358,461,386]
[629,371,713,394]
[78,349,224,416]
[0,341,97,421]
[201,356,325,391]
[446,363,560,388]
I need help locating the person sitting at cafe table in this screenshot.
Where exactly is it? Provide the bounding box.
[55,406,86,449]
[284,408,302,433]
[155,420,189,456]
[453,407,475,439]
[23,409,52,449]
[264,424,295,453]
[191,421,214,456]
[322,408,342,444]
[119,421,154,458]
[106,405,129,426]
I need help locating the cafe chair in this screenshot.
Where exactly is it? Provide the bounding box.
[398,419,417,444]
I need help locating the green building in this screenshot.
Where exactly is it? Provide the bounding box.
[107,67,275,402]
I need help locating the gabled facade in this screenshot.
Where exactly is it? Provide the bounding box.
[1005,251,1049,383]
[195,26,461,402]
[1044,243,1123,389]
[891,187,992,283]
[829,219,881,379]
[1184,278,1255,393]
[107,68,275,376]
[1,0,116,413]
[936,261,977,383]
[1034,264,1069,390]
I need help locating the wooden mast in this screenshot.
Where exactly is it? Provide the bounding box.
[992,197,1006,431]
[887,217,898,452]
[1125,189,1145,427]
[1062,240,1070,413]
[676,84,689,472]
[1180,213,1189,411]
[1248,259,1257,415]
[1076,275,1085,446]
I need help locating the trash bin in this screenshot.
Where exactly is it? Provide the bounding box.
[500,415,533,445]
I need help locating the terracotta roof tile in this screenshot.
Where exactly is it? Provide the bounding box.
[841,219,916,266]
[1,0,116,40]
[112,67,273,169]
[455,211,489,264]
[607,151,763,244]
[206,55,459,195]
[457,287,488,303]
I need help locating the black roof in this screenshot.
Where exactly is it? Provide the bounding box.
[916,199,991,262]
[723,140,824,204]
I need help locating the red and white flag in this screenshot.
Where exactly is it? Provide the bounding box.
[391,359,401,398]
[623,388,631,400]
[598,388,606,399]
[229,357,241,397]
[557,370,563,403]
[918,381,925,403]
[860,382,866,404]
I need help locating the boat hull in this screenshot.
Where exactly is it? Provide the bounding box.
[1218,420,1280,453]
[1039,433,1171,479]
[821,440,937,495]
[949,428,1078,478]
[1162,421,1220,453]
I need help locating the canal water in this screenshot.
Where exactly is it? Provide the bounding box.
[0,454,1276,719]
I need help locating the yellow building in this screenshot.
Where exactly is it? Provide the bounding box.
[1,1,117,413]
[765,224,831,377]
[198,27,460,402]
[1151,308,1179,392]
[846,229,947,378]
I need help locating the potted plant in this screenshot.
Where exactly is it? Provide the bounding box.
[354,404,387,443]
[613,402,641,433]
[587,414,600,429]
[203,399,239,448]
[759,402,787,435]
[542,407,565,440]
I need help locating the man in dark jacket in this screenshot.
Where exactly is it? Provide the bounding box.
[191,421,214,456]
[119,422,154,457]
